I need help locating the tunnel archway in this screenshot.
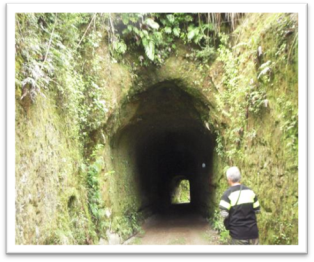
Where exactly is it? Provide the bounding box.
[110,81,216,217]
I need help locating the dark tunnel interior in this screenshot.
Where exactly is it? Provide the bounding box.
[111,82,216,216]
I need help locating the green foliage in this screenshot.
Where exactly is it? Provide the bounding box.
[15,12,298,246]
[210,210,225,232]
[146,18,160,30]
[271,221,294,245]
[120,14,168,64]
[15,13,56,102]
[87,158,103,219]
[195,45,216,62]
[187,23,214,45]
[212,32,249,162]
[209,210,230,244]
[260,212,296,245]
[111,211,143,240]
[126,236,143,245]
[85,144,111,238]
[257,60,272,81]
[215,131,225,157]
[119,13,216,65]
[171,180,190,204]
[60,189,97,245]
[248,90,267,114]
[211,13,298,245]
[15,13,113,140]
[142,38,155,61]
[278,99,298,155]
[111,38,127,56]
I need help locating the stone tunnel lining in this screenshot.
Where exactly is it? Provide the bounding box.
[110,81,216,216]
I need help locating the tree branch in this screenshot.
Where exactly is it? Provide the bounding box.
[78,13,97,47]
[42,15,57,67]
[16,18,25,43]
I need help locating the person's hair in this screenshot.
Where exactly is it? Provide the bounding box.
[226,166,241,183]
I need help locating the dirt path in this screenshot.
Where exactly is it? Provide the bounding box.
[124,204,221,245]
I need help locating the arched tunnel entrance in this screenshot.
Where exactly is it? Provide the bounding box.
[110,81,216,218]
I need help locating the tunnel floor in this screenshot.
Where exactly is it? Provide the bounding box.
[124,204,221,245]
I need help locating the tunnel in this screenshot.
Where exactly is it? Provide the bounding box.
[110,81,216,217]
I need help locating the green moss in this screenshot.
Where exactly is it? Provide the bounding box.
[15,13,298,245]
[208,13,298,244]
[15,91,95,244]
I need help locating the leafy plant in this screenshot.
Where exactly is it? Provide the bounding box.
[195,45,216,62]
[85,144,112,238]
[210,209,230,244]
[257,60,272,80]
[187,23,214,45]
[15,13,112,139]
[111,211,143,240]
[112,40,127,56]
[248,90,267,114]
[117,13,217,65]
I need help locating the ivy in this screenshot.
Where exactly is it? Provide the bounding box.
[85,144,113,238]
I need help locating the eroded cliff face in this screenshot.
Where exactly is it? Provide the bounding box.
[15,13,298,245]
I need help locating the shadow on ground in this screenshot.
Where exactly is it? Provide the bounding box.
[124,203,221,245]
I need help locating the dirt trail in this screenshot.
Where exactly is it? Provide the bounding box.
[124,204,221,245]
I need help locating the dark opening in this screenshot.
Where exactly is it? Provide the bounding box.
[111,81,215,216]
[68,195,78,227]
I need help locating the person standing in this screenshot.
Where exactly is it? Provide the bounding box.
[219,166,260,245]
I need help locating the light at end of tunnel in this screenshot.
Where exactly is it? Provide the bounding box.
[202,163,206,168]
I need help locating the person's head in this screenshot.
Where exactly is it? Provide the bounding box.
[226,166,241,185]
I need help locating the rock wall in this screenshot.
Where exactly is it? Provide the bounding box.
[15,13,298,245]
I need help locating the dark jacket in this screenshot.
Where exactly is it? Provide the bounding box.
[219,184,260,239]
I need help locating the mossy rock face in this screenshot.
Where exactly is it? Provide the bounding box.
[15,13,298,245]
[208,13,298,245]
[15,93,93,244]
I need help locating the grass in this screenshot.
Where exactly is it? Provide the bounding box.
[167,237,187,245]
[127,237,143,245]
[200,230,220,244]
